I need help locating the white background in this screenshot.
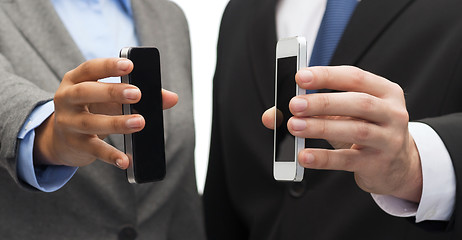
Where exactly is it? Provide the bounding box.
[169,0,230,193]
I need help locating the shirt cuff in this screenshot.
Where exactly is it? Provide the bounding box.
[371,122,455,222]
[17,101,78,192]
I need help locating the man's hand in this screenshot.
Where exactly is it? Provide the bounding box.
[262,66,422,203]
[34,58,178,170]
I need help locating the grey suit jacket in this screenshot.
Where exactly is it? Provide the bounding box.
[0,0,205,239]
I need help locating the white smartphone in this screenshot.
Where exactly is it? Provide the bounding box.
[273,37,307,182]
[120,47,166,184]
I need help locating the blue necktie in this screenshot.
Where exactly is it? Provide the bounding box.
[309,0,358,67]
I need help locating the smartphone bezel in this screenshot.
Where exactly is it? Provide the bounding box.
[120,47,137,183]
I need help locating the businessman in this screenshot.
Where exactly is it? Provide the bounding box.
[204,0,462,239]
[0,0,205,239]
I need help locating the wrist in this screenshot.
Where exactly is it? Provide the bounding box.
[392,135,423,203]
[33,113,61,166]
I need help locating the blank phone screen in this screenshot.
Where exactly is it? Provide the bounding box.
[275,56,297,162]
[127,48,165,183]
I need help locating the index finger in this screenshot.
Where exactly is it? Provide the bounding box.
[64,58,134,84]
[295,66,403,99]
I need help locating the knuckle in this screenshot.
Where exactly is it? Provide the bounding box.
[54,114,67,127]
[54,89,66,103]
[389,105,409,126]
[319,94,331,111]
[353,122,371,143]
[318,151,330,169]
[104,59,115,75]
[396,109,409,124]
[349,67,366,86]
[317,67,331,83]
[112,118,122,132]
[311,119,328,138]
[71,84,84,100]
[320,119,328,137]
[63,71,73,82]
[79,61,92,76]
[390,82,404,96]
[107,84,119,99]
[357,93,375,114]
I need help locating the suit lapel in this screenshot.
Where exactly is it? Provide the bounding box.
[0,0,85,79]
[248,0,279,108]
[131,0,162,48]
[331,0,415,65]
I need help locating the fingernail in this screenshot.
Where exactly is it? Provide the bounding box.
[126,117,143,129]
[290,118,306,131]
[298,70,313,84]
[115,159,124,169]
[304,153,315,164]
[118,60,131,71]
[290,97,307,112]
[123,88,140,100]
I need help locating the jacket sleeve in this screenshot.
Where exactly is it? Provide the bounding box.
[0,53,54,188]
[420,113,462,236]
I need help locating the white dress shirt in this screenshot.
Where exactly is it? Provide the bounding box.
[276,0,455,222]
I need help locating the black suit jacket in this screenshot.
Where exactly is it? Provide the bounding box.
[204,0,462,239]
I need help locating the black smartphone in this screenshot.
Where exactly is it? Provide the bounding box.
[120,47,166,184]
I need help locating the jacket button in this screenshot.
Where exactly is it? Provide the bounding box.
[118,226,138,240]
[289,181,306,198]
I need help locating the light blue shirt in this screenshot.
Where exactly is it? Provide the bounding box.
[17,0,139,192]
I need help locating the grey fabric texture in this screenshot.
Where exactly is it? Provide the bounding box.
[0,0,205,239]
